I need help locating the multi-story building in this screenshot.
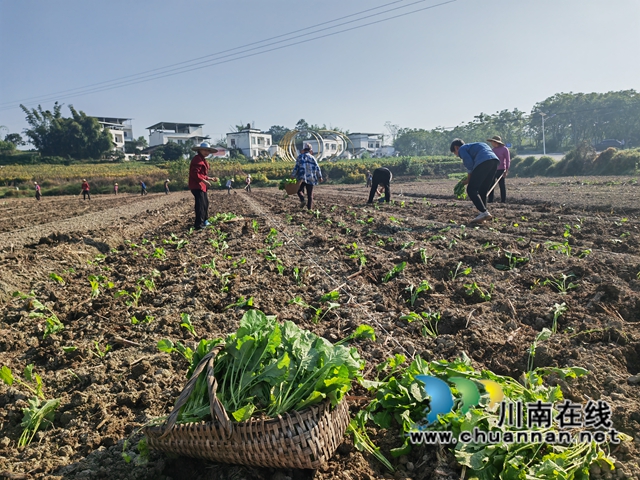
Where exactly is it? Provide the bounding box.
[147,122,210,147]
[94,117,134,152]
[226,125,272,159]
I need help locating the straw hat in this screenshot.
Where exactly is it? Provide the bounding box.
[487,135,505,146]
[191,142,218,153]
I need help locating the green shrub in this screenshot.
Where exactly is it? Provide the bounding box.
[341,173,365,184]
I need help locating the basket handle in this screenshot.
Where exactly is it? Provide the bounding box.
[160,344,232,438]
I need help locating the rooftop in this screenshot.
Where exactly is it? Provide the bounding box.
[147,122,204,131]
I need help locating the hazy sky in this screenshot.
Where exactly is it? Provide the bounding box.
[1,0,639,144]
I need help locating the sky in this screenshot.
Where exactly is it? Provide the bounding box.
[1,0,639,145]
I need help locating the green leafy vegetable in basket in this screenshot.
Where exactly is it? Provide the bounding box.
[278,178,298,190]
[177,309,368,424]
[454,179,467,199]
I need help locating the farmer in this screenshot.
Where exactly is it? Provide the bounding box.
[450,139,499,224]
[226,178,233,195]
[34,182,41,201]
[114,182,118,195]
[244,174,252,193]
[366,171,373,188]
[140,181,147,196]
[189,142,219,230]
[164,179,170,195]
[367,167,392,204]
[292,142,323,209]
[486,135,510,204]
[81,179,91,200]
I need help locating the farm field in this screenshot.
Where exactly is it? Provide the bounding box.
[1,177,639,480]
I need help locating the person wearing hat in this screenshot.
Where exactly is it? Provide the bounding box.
[34,182,41,201]
[292,142,323,209]
[81,179,91,200]
[486,135,510,204]
[450,139,499,224]
[114,182,119,195]
[244,173,252,193]
[164,179,170,195]
[189,142,219,230]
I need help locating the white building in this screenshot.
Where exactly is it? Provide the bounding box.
[226,126,272,159]
[94,117,134,152]
[147,122,210,147]
[347,133,384,153]
[303,138,343,161]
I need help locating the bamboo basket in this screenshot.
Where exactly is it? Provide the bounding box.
[144,345,350,469]
[284,180,302,195]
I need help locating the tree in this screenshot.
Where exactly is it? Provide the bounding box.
[267,125,288,144]
[163,142,185,161]
[150,146,165,162]
[20,102,113,159]
[124,136,147,153]
[4,133,25,146]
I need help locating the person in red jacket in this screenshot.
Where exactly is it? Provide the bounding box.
[81,179,91,200]
[188,142,219,230]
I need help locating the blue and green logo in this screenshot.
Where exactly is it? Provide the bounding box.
[415,375,504,424]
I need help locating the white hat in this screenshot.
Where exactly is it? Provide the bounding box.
[191,142,218,153]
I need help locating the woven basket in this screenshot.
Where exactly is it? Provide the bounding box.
[284,180,302,195]
[144,345,350,469]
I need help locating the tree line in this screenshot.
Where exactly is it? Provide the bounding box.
[393,90,640,156]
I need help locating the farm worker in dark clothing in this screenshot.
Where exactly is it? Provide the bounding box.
[81,179,91,200]
[34,182,41,201]
[226,179,233,195]
[164,179,170,194]
[140,181,147,196]
[189,142,219,230]
[450,139,499,224]
[292,143,323,209]
[487,135,510,204]
[114,183,118,195]
[367,167,392,204]
[366,171,372,188]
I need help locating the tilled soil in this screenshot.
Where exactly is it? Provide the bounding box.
[1,177,639,480]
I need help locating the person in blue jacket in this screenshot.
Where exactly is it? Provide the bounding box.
[450,139,499,224]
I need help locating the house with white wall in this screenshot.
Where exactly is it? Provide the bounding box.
[94,117,133,152]
[226,125,272,159]
[348,133,384,153]
[147,122,210,147]
[303,137,344,161]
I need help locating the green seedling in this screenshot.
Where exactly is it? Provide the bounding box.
[62,346,77,353]
[180,312,197,335]
[131,315,153,325]
[220,272,232,292]
[88,275,101,298]
[18,293,64,340]
[464,282,493,301]
[551,302,568,334]
[545,240,572,257]
[251,219,260,233]
[18,397,60,447]
[157,339,193,362]
[400,311,440,337]
[346,242,367,267]
[92,341,112,359]
[335,325,376,345]
[210,212,242,224]
[495,250,530,271]
[320,291,340,302]
[152,247,166,259]
[449,262,471,281]
[292,266,308,285]
[382,261,406,283]
[401,241,415,250]
[419,248,429,264]
[405,280,431,307]
[201,258,219,275]
[542,273,579,294]
[526,328,552,381]
[48,272,65,284]
[224,296,254,311]
[1,364,45,400]
[232,257,247,268]
[276,262,285,275]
